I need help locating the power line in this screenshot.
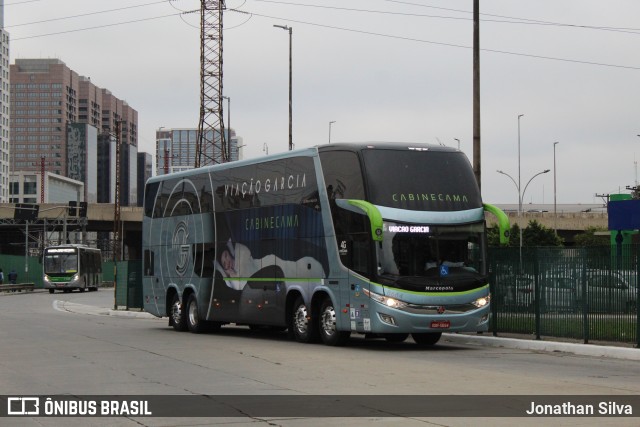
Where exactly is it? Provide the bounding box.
[230,8,640,71]
[9,1,640,70]
[248,0,640,35]
[3,0,43,6]
[381,0,640,34]
[11,11,198,41]
[5,0,169,28]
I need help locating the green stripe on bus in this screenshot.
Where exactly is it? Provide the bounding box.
[230,277,323,282]
[373,283,490,297]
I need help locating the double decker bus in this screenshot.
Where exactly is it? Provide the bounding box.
[43,244,103,293]
[142,143,509,346]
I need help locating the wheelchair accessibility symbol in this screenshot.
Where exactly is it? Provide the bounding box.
[439,265,449,277]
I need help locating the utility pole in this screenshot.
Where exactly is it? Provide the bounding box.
[195,0,227,167]
[274,24,293,151]
[113,121,122,263]
[473,0,481,190]
[40,157,45,203]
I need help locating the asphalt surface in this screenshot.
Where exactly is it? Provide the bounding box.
[51,294,640,362]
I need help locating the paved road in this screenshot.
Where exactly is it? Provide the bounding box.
[0,289,638,426]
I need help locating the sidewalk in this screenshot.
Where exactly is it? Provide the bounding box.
[442,332,640,361]
[53,299,157,319]
[55,299,640,361]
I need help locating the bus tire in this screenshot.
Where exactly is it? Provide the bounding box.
[48,289,55,294]
[290,295,317,343]
[384,333,409,343]
[318,297,350,346]
[412,332,442,346]
[170,293,188,332]
[186,293,204,334]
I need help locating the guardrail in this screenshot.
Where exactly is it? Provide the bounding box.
[0,283,35,292]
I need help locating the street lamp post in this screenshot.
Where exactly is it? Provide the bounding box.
[223,96,231,159]
[497,168,550,271]
[329,121,335,143]
[274,24,293,151]
[553,141,559,233]
[517,114,524,215]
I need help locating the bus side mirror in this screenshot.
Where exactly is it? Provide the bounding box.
[335,199,383,242]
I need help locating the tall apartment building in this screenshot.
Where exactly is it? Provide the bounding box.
[0,1,10,202]
[137,152,152,206]
[155,127,241,176]
[9,58,140,205]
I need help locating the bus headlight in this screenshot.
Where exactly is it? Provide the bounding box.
[362,288,408,309]
[72,273,79,282]
[472,295,490,308]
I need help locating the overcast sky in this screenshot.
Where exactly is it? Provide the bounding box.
[5,0,640,205]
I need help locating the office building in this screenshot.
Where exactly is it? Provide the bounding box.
[155,127,240,175]
[9,58,142,206]
[137,152,152,207]
[67,123,98,203]
[9,170,83,204]
[0,1,10,202]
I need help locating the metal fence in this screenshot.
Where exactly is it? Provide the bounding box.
[0,254,143,310]
[3,246,638,346]
[489,245,640,346]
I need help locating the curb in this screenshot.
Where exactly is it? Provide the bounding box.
[55,301,640,361]
[443,333,640,361]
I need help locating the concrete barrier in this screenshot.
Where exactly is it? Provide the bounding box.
[0,283,35,292]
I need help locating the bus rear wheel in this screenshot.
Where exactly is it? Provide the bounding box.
[318,297,350,346]
[170,293,187,332]
[412,332,442,346]
[290,296,317,343]
[186,293,204,333]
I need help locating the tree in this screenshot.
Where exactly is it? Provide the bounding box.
[574,226,610,247]
[522,220,563,247]
[487,220,562,247]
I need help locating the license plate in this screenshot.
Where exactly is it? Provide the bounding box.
[430,320,450,329]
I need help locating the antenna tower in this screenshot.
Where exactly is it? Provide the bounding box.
[195,0,227,167]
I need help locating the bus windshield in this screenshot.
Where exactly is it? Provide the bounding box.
[44,250,79,275]
[376,221,486,291]
[362,148,482,211]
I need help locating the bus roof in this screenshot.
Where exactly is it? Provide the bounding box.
[147,142,459,184]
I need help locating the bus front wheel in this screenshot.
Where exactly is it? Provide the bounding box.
[170,293,187,332]
[384,333,409,343]
[48,289,55,294]
[412,332,442,346]
[318,297,350,346]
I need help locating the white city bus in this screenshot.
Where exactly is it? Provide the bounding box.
[43,244,103,293]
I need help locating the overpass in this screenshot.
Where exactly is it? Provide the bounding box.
[0,202,610,257]
[0,203,143,259]
[485,210,608,243]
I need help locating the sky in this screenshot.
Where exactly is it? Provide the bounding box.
[5,0,640,205]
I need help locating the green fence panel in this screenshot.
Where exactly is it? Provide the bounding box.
[114,260,143,310]
[0,254,44,288]
[489,245,639,346]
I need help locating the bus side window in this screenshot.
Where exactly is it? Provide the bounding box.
[335,209,373,279]
[144,250,154,276]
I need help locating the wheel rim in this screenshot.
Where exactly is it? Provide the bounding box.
[294,304,309,335]
[320,304,337,337]
[188,299,198,327]
[172,298,182,325]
